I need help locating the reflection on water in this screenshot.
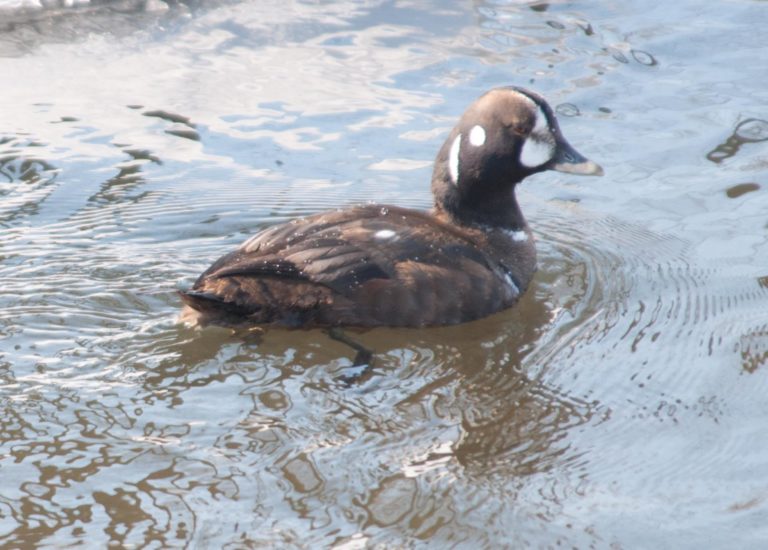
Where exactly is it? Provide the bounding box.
[0,137,59,224]
[707,118,768,164]
[1,0,768,547]
[740,329,768,374]
[0,0,205,57]
[452,370,601,476]
[725,182,760,199]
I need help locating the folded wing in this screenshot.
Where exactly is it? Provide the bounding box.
[181,205,519,327]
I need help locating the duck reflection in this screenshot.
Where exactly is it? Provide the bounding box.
[0,136,59,223]
[449,370,599,476]
[92,147,162,203]
[0,137,57,185]
[390,284,601,477]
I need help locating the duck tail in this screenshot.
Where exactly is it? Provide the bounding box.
[178,290,241,315]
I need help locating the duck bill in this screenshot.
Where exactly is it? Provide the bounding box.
[551,139,603,176]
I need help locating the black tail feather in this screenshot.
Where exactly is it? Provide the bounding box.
[178,290,246,315]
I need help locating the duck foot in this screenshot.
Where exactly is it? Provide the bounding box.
[327,327,375,384]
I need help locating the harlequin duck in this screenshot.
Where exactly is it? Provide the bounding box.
[180,86,602,328]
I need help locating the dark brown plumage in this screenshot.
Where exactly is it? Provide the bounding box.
[180,86,602,329]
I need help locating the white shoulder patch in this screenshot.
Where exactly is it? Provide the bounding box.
[240,234,263,253]
[508,229,529,242]
[448,133,461,185]
[374,229,396,239]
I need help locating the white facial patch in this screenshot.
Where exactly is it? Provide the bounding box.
[469,125,486,146]
[520,103,556,169]
[448,133,461,185]
[374,229,396,239]
[520,138,554,169]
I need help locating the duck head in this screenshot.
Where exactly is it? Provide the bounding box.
[432,86,603,227]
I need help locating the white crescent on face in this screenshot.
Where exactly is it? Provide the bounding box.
[449,133,461,185]
[519,97,556,169]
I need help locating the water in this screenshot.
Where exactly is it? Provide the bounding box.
[1,0,767,547]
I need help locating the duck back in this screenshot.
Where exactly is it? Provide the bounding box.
[180,204,534,328]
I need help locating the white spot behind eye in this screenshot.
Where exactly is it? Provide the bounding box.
[469,125,486,146]
[449,133,461,185]
[374,229,396,239]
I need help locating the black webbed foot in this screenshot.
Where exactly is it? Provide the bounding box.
[327,327,376,385]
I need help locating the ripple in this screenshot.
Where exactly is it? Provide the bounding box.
[707,118,768,163]
[1,0,768,547]
[555,103,580,117]
[631,49,658,66]
[526,207,714,396]
[735,119,768,142]
[607,47,629,64]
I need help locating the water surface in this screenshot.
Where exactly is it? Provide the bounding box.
[1,0,768,547]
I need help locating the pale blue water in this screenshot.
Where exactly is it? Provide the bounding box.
[1,1,767,547]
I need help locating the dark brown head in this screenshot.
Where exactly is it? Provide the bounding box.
[432,86,602,227]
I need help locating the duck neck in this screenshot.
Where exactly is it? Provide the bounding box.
[433,179,528,231]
